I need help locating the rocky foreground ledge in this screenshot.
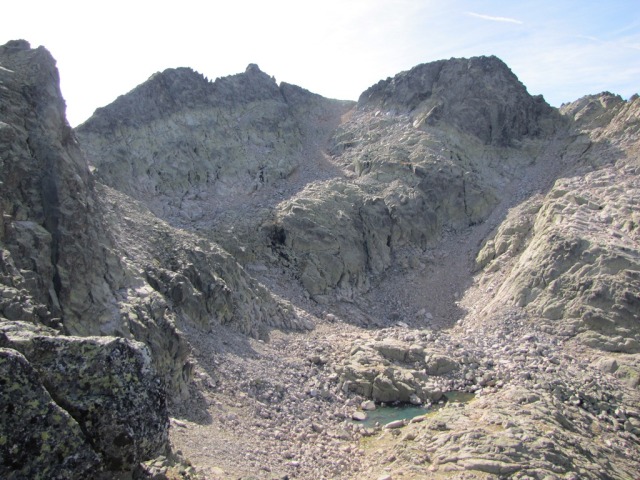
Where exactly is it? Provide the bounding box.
[0,40,201,478]
[0,321,168,477]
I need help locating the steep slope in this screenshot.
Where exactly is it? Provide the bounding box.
[76,64,354,262]
[475,93,640,353]
[0,40,175,477]
[0,40,303,478]
[266,56,561,302]
[2,39,305,388]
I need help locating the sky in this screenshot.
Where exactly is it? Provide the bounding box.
[3,0,639,127]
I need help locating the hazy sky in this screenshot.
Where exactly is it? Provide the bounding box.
[3,0,639,126]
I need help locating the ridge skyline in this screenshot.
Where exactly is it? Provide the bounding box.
[3,0,638,127]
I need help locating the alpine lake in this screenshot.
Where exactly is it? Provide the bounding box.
[354,391,476,428]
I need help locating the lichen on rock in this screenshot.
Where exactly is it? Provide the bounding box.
[0,347,100,479]
[1,321,169,472]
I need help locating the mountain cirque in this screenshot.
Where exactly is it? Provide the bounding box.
[1,38,639,479]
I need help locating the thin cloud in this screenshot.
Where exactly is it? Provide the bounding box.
[465,11,524,25]
[575,34,640,52]
[575,35,601,43]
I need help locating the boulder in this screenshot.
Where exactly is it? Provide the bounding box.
[1,321,169,472]
[352,411,367,421]
[372,374,403,403]
[372,373,414,403]
[425,354,459,375]
[374,340,411,363]
[361,400,377,411]
[0,347,99,479]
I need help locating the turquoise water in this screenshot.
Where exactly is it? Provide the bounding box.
[355,392,475,428]
[358,404,429,427]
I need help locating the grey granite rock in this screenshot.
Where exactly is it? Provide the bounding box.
[0,347,100,479]
[1,321,168,472]
[358,55,558,146]
[0,40,123,335]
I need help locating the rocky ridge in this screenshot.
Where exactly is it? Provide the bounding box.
[0,40,301,478]
[76,64,354,263]
[1,39,639,479]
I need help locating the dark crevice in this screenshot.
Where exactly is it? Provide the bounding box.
[29,134,64,313]
[462,177,468,219]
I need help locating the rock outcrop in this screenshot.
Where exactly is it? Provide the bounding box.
[360,382,640,479]
[0,39,195,395]
[97,183,305,339]
[0,39,124,336]
[336,337,459,404]
[266,57,559,300]
[1,321,168,474]
[476,94,640,354]
[0,40,187,477]
[358,55,557,146]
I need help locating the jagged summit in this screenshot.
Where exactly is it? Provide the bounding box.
[77,66,211,130]
[360,55,519,108]
[245,62,263,74]
[78,62,282,132]
[0,38,32,52]
[560,91,626,128]
[359,55,556,145]
[75,57,353,211]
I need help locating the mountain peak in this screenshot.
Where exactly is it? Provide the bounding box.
[0,39,31,52]
[359,55,555,145]
[245,63,263,74]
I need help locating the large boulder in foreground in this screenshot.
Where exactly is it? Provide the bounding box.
[0,321,169,475]
[0,347,100,479]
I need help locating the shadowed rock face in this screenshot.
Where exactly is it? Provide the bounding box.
[358,55,558,146]
[1,40,187,393]
[0,41,295,478]
[0,39,124,336]
[0,40,173,477]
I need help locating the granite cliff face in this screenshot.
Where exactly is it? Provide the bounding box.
[266,57,559,300]
[0,40,123,335]
[1,39,639,479]
[0,40,297,478]
[0,40,181,477]
[358,55,556,145]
